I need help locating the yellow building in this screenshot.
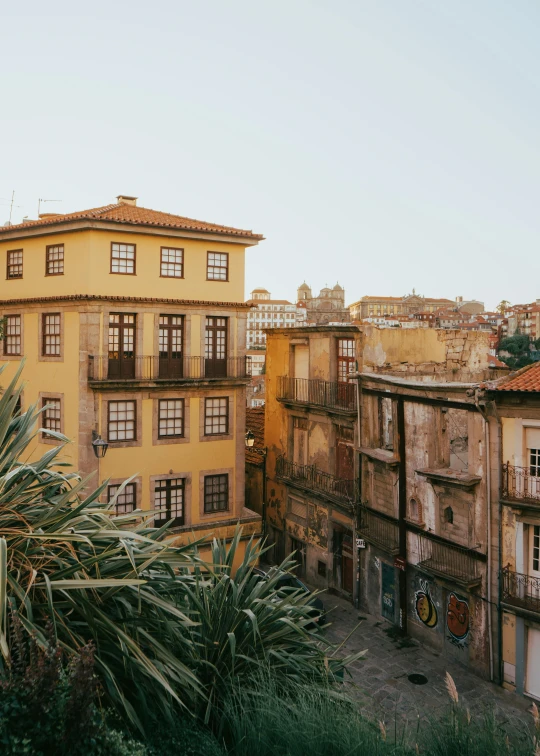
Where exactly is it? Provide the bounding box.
[490,363,540,699]
[0,195,263,557]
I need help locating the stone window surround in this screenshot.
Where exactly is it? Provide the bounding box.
[199,390,234,442]
[38,391,64,445]
[1,312,24,360]
[102,475,143,512]
[38,310,65,363]
[198,467,234,520]
[101,392,143,449]
[152,394,191,446]
[150,471,192,529]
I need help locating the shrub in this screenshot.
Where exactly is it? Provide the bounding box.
[0,613,145,755]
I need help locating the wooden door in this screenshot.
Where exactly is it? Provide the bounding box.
[108,314,135,379]
[159,315,183,378]
[293,417,308,467]
[205,317,227,377]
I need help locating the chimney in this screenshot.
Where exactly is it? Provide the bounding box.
[117,195,138,206]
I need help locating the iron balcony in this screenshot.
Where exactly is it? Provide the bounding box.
[277,376,356,414]
[88,355,251,382]
[502,463,540,506]
[417,532,482,588]
[356,504,399,554]
[502,567,540,615]
[275,455,357,509]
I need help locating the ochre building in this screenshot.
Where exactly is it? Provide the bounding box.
[0,195,263,558]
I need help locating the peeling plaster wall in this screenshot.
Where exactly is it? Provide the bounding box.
[362,327,490,375]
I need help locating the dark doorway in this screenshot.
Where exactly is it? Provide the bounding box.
[108,313,135,379]
[333,528,354,594]
[289,536,306,578]
[159,315,184,378]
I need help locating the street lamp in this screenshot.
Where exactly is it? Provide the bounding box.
[91,430,109,459]
[245,430,267,538]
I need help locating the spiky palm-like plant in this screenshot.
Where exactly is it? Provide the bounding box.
[0,365,364,733]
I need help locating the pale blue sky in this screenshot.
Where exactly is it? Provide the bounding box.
[1,0,539,310]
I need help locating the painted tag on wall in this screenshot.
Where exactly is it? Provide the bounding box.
[381,562,396,622]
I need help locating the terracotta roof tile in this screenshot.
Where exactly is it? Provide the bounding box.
[494,361,540,391]
[245,407,265,465]
[0,203,263,240]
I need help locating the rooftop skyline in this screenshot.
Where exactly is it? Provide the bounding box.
[2,0,538,310]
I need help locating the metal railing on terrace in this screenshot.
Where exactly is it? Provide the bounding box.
[275,455,357,507]
[357,505,399,554]
[88,355,251,382]
[502,464,540,504]
[417,532,481,586]
[277,376,356,412]
[502,568,540,614]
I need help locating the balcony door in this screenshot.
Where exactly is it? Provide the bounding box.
[337,338,355,408]
[205,317,227,377]
[108,314,135,379]
[159,315,183,378]
[527,525,540,604]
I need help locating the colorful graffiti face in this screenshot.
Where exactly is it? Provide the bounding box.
[414,580,438,628]
[446,593,469,641]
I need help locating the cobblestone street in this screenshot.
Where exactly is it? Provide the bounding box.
[323,591,534,734]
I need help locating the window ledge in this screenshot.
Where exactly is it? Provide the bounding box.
[415,468,481,489]
[359,447,399,466]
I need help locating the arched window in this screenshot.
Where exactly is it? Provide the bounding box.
[444,506,454,524]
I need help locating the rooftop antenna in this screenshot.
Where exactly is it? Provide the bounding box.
[0,192,23,225]
[37,198,62,216]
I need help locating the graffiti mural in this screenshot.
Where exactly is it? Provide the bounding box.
[446,593,470,647]
[415,579,438,628]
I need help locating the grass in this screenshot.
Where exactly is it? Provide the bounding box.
[206,671,539,756]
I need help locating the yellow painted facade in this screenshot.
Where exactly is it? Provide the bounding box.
[0,198,262,556]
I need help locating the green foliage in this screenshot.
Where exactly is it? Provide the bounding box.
[499,333,531,355]
[177,533,363,725]
[0,364,361,735]
[220,674,403,756]
[145,720,224,756]
[0,614,145,755]
[217,673,538,756]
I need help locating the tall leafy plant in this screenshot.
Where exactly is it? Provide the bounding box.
[0,364,363,733]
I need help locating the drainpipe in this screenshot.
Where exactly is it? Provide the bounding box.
[475,390,498,682]
[397,399,408,634]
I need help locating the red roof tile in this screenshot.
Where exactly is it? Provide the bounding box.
[494,361,540,391]
[0,203,263,240]
[245,407,265,465]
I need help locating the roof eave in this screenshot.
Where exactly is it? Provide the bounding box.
[0,217,264,245]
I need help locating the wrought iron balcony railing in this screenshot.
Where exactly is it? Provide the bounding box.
[356,505,399,554]
[502,464,540,504]
[277,376,356,412]
[502,568,540,614]
[88,355,251,382]
[275,455,357,507]
[417,532,481,586]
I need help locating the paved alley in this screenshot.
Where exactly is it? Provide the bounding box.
[323,592,534,735]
